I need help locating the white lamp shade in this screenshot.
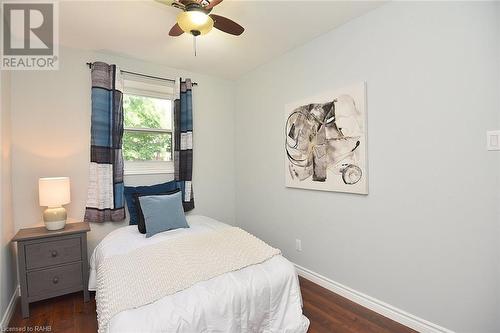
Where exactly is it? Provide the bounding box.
[39,177,71,207]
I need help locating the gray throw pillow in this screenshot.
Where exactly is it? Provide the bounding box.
[138,191,189,238]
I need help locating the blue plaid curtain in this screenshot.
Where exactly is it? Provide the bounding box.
[174,79,194,211]
[84,62,126,222]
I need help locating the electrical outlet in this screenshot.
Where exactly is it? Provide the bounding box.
[295,239,302,252]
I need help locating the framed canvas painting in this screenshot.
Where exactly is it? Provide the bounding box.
[284,82,368,194]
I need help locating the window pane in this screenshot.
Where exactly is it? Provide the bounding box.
[123,94,172,130]
[123,131,172,161]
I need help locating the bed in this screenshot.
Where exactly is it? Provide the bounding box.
[89,215,310,333]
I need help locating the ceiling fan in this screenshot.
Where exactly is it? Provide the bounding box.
[156,0,244,37]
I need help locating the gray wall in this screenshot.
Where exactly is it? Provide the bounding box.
[235,2,500,332]
[0,70,16,326]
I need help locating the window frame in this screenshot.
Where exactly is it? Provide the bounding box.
[122,85,175,176]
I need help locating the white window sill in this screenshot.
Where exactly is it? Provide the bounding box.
[124,161,174,176]
[124,170,174,176]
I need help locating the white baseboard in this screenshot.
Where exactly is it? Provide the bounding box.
[294,263,454,333]
[0,286,19,330]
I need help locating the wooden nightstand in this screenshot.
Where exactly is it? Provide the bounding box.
[12,222,91,318]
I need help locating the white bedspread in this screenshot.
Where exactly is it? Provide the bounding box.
[89,215,309,333]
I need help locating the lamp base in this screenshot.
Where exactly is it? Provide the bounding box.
[43,206,67,231]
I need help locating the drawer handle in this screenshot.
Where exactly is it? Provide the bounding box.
[52,277,59,284]
[51,250,58,257]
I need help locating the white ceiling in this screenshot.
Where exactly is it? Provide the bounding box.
[60,1,384,79]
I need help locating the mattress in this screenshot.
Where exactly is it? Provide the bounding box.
[89,215,309,333]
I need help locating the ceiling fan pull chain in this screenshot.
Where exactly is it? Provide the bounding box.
[193,35,197,57]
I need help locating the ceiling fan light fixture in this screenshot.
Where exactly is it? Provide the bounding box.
[177,10,214,35]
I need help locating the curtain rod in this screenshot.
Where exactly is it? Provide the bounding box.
[86,62,198,86]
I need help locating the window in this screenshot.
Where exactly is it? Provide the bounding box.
[122,73,175,175]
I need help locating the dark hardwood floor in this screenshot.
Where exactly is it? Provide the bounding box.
[299,277,416,333]
[9,277,416,333]
[8,290,97,333]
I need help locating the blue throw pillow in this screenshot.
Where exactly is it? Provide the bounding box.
[138,191,189,238]
[133,189,181,234]
[124,181,180,225]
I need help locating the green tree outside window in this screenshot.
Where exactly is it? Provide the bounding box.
[123,95,172,161]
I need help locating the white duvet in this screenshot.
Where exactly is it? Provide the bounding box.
[89,215,310,333]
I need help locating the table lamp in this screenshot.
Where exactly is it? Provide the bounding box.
[39,177,71,231]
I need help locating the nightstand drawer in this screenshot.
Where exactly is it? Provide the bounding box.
[25,237,81,269]
[27,263,83,297]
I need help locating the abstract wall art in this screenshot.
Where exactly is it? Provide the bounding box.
[284,82,368,194]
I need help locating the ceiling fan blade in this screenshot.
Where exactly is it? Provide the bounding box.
[205,0,223,10]
[155,0,175,6]
[209,14,244,36]
[169,23,184,36]
[155,0,185,10]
